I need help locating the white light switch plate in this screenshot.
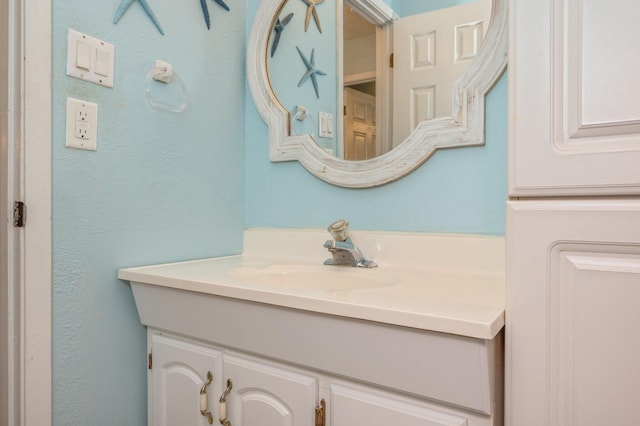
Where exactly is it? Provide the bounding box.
[66,98,98,151]
[319,112,334,138]
[66,29,115,88]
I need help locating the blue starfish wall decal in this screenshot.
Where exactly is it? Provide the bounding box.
[213,0,230,11]
[199,0,231,29]
[271,13,294,57]
[296,46,326,99]
[302,0,325,33]
[199,0,211,28]
[114,0,165,35]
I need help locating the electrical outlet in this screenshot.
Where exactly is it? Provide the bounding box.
[66,97,97,150]
[77,109,88,121]
[75,120,90,139]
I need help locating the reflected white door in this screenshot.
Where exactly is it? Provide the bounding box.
[344,87,377,160]
[392,0,491,144]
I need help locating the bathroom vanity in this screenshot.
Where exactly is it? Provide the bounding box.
[119,229,505,426]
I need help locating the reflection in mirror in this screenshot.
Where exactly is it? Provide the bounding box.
[342,6,378,160]
[248,0,507,187]
[267,0,338,155]
[269,0,492,161]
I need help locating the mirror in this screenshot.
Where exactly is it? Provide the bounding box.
[248,0,507,188]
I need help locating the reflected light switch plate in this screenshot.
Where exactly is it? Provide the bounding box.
[319,112,334,138]
[66,29,115,88]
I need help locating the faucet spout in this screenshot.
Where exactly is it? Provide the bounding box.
[323,220,377,268]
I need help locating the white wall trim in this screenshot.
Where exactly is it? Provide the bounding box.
[18,0,52,424]
[344,0,395,26]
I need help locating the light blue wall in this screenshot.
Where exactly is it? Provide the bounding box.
[52,1,246,424]
[392,0,480,17]
[245,0,507,235]
[49,0,506,422]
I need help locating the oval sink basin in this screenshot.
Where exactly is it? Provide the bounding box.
[229,264,400,291]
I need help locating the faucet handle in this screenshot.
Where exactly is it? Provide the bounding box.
[327,219,350,242]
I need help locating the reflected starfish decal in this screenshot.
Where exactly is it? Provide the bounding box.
[113,0,164,35]
[302,0,325,33]
[296,46,326,99]
[199,0,230,30]
[271,13,294,57]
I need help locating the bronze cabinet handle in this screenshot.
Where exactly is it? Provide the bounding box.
[218,379,233,426]
[199,371,214,424]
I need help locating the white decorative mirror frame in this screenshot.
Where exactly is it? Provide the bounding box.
[248,0,507,188]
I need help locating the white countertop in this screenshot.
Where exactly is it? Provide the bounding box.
[118,229,505,340]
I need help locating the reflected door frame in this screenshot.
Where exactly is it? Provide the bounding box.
[338,8,393,159]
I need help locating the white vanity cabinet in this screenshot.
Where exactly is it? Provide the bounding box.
[507,0,640,425]
[149,333,224,426]
[222,352,318,426]
[328,381,483,426]
[119,231,505,426]
[147,329,501,426]
[148,332,320,426]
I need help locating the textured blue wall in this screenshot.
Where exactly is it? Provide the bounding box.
[52,1,246,424]
[245,0,507,235]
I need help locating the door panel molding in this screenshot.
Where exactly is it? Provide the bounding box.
[506,200,640,426]
[509,0,640,195]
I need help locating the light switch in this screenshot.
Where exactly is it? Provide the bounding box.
[66,29,115,88]
[75,41,91,70]
[95,48,110,77]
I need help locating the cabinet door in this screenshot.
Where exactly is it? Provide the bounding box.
[150,333,223,426]
[509,0,640,196]
[506,200,640,426]
[330,383,470,426]
[222,353,318,426]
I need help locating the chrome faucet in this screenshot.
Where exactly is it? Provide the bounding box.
[323,219,377,268]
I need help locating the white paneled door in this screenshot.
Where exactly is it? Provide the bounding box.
[509,0,640,196]
[392,0,491,144]
[506,200,640,426]
[508,1,640,425]
[344,87,377,160]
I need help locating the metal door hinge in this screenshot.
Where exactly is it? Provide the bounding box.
[315,399,326,426]
[13,201,25,227]
[148,352,152,369]
[344,105,347,116]
[389,53,394,68]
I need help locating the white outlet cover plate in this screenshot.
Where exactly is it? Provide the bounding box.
[66,97,98,151]
[66,29,115,88]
